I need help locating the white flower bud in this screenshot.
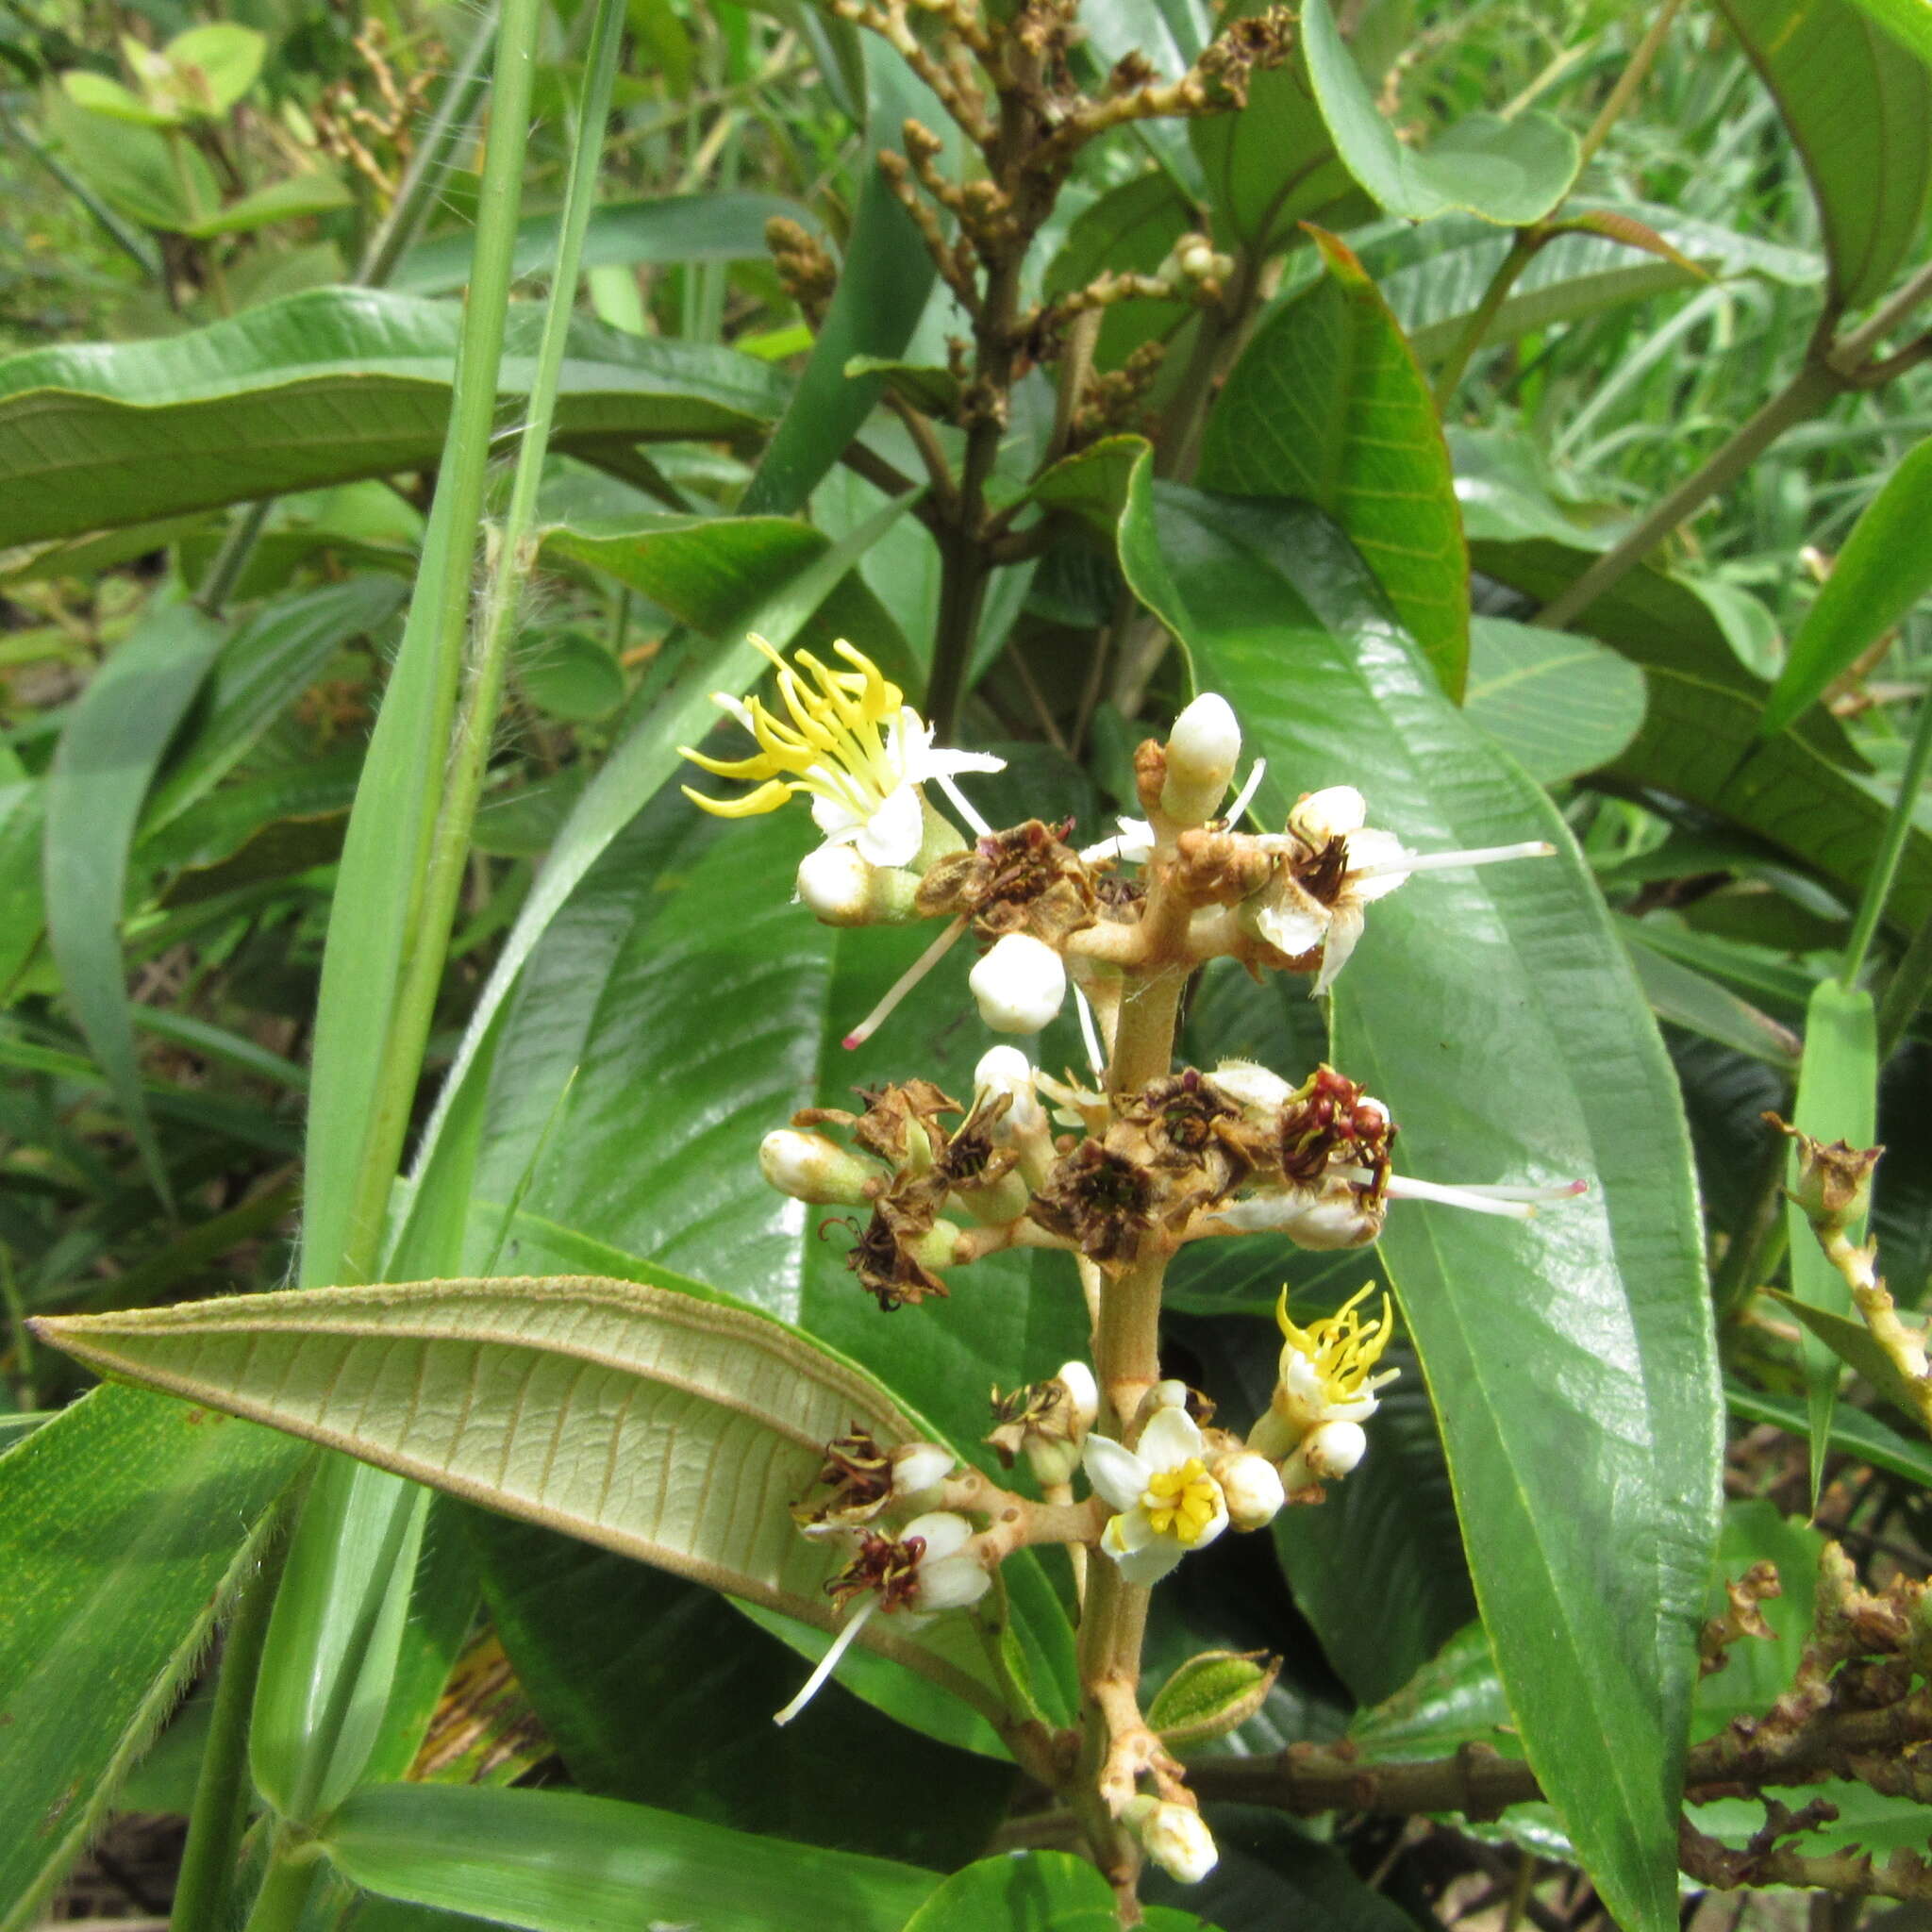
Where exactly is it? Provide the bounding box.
[1177,238,1218,279]
[969,933,1067,1035]
[1303,1418,1367,1480]
[1123,1796,1218,1885]
[758,1129,872,1205]
[974,1043,1045,1136]
[890,1441,955,1504]
[1213,1450,1287,1531]
[796,843,875,924]
[1151,1378,1191,1413]
[1160,691,1241,826]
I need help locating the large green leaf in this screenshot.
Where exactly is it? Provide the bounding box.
[1301,0,1576,225]
[44,598,225,1204]
[1354,207,1818,364]
[1715,0,1932,308]
[394,191,810,294]
[1763,434,1932,734]
[1849,0,1932,69]
[34,1270,1028,1731]
[0,287,790,546]
[0,1388,299,1932]
[1461,615,1646,783]
[1118,474,1721,1932]
[1200,229,1469,698]
[320,1782,938,1932]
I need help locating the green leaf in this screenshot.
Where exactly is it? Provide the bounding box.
[34,1272,1028,1731]
[0,1389,298,1932]
[1301,0,1577,225]
[1201,227,1468,698]
[1189,28,1354,250]
[1848,0,1932,70]
[739,42,941,516]
[1043,172,1195,366]
[512,627,625,722]
[44,598,225,1205]
[1460,615,1645,782]
[1715,0,1932,308]
[179,168,355,239]
[1618,922,1803,1072]
[1359,206,1818,363]
[462,1509,1016,1862]
[896,1851,1116,1929]
[0,777,46,996]
[141,575,405,837]
[251,1457,432,1825]
[1119,473,1721,1932]
[1726,1379,1932,1486]
[1784,976,1880,1491]
[0,288,790,548]
[61,69,175,126]
[320,1782,937,1932]
[1764,436,1932,735]
[161,23,265,116]
[42,87,215,229]
[394,192,808,294]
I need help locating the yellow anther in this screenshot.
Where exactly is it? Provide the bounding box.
[1141,1458,1219,1543]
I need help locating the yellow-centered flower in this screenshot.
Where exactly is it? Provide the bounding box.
[680,637,1003,869]
[1248,1285,1402,1475]
[1083,1400,1230,1587]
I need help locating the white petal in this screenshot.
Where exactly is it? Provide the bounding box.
[1311,905,1365,996]
[1189,1487,1229,1551]
[901,1510,973,1561]
[1081,817,1154,866]
[811,792,865,841]
[1113,1536,1187,1587]
[1210,1059,1292,1113]
[1344,827,1411,902]
[891,1442,955,1498]
[1257,897,1328,958]
[1102,1507,1157,1557]
[1137,1404,1205,1471]
[1304,1419,1367,1478]
[920,745,1008,780]
[1292,785,1366,840]
[1083,1436,1151,1514]
[854,784,924,868]
[916,1551,991,1612]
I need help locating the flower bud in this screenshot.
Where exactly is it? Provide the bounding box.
[1122,1796,1218,1885]
[1057,1359,1100,1434]
[890,1441,955,1505]
[970,933,1067,1035]
[1212,1450,1286,1531]
[796,843,922,925]
[1159,691,1241,826]
[758,1129,873,1205]
[1302,1418,1367,1480]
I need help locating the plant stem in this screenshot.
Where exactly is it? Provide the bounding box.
[1838,682,1932,990]
[1534,358,1845,629]
[239,1837,320,1932]
[378,0,626,1172]
[1574,0,1686,174]
[194,501,274,617]
[168,1521,289,1932]
[1433,231,1541,413]
[330,0,547,1283]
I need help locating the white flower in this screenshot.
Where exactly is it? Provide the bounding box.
[774,1509,989,1725]
[682,637,1005,869]
[970,933,1067,1034]
[1083,1403,1229,1587]
[1123,1796,1219,1885]
[1246,1286,1399,1469]
[890,1442,956,1505]
[1254,786,1554,996]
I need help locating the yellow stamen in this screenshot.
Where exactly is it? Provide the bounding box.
[1141,1458,1219,1543]
[677,635,908,824]
[1274,1285,1395,1407]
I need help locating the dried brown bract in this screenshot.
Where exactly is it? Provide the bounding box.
[916,819,1100,945]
